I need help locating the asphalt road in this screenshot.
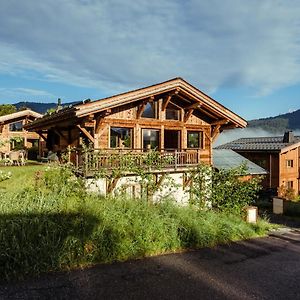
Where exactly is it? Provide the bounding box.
[1,228,300,300]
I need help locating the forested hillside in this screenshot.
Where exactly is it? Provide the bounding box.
[248,109,300,132]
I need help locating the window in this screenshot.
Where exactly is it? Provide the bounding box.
[110,127,133,148]
[166,104,181,120]
[9,121,23,132]
[142,129,159,150]
[287,181,294,189]
[10,138,24,150]
[187,131,203,148]
[286,159,294,168]
[141,102,158,119]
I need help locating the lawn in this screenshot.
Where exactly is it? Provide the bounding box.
[0,162,46,193]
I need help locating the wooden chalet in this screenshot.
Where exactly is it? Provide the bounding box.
[216,131,300,197]
[26,78,246,174]
[0,109,43,153]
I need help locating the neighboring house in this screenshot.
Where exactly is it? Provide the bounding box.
[213,149,267,180]
[0,109,43,153]
[215,131,300,195]
[26,77,246,202]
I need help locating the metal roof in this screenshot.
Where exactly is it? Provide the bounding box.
[213,149,268,175]
[215,136,300,151]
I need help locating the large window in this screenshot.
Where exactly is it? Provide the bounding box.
[141,102,158,119]
[110,127,133,148]
[187,131,203,148]
[142,129,159,150]
[9,121,23,132]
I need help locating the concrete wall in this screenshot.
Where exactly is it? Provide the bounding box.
[86,172,191,205]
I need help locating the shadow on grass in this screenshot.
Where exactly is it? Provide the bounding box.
[0,212,101,281]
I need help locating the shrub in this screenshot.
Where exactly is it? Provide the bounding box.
[190,164,262,214]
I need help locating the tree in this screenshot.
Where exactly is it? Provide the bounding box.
[0,104,17,117]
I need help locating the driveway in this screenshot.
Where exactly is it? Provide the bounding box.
[1,229,300,300]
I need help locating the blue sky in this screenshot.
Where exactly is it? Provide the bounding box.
[0,0,300,120]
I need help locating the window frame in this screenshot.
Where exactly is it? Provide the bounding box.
[286,159,294,168]
[187,131,203,149]
[109,127,133,149]
[142,129,160,150]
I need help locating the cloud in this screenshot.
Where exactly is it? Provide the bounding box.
[0,87,56,102]
[0,0,300,95]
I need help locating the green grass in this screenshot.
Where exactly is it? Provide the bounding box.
[0,163,45,193]
[0,165,274,281]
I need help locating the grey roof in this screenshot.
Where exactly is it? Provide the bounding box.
[213,149,268,175]
[215,136,300,151]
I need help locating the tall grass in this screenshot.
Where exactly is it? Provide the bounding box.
[0,166,273,281]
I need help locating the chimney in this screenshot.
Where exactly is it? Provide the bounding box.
[57,98,63,111]
[283,131,294,143]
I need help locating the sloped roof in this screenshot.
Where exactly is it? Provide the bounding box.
[215,136,300,151]
[213,149,267,175]
[26,77,247,130]
[0,109,42,124]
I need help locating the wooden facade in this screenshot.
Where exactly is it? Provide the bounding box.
[280,142,300,196]
[26,78,246,173]
[0,109,43,153]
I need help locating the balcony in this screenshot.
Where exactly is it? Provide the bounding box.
[72,148,201,177]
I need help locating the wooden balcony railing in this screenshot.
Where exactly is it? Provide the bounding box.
[71,148,201,176]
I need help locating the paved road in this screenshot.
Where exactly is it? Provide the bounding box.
[1,229,300,300]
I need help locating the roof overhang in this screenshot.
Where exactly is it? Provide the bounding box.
[26,77,247,131]
[280,141,300,154]
[0,109,42,124]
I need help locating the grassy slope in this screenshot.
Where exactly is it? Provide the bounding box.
[0,166,274,281]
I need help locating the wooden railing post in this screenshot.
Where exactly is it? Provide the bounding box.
[175,149,178,170]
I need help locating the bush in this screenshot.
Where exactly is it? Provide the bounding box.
[190,164,262,214]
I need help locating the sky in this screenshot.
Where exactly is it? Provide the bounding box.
[0,0,300,121]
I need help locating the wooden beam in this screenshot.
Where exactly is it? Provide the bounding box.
[184,108,194,123]
[211,119,229,126]
[185,102,202,110]
[211,125,221,142]
[76,124,95,144]
[37,131,47,142]
[137,101,147,119]
[198,106,219,120]
[162,90,179,111]
[137,96,155,118]
[162,94,172,111]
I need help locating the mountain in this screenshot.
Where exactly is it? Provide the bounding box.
[248,109,300,132]
[14,101,57,114]
[13,101,78,114]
